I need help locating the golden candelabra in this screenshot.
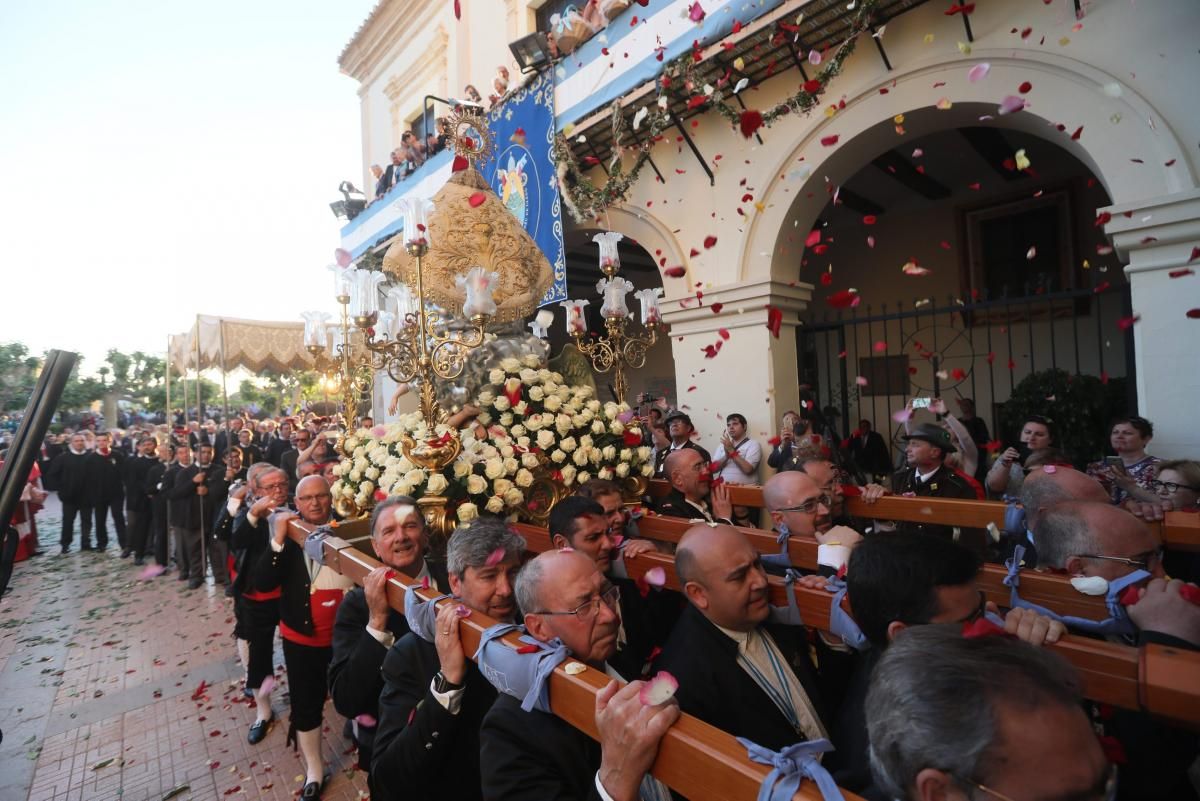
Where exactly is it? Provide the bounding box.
[562,232,662,405]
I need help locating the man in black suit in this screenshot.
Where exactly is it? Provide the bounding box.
[213,416,244,464]
[280,428,308,495]
[891,423,982,549]
[168,443,214,589]
[549,493,678,680]
[328,495,449,772]
[654,448,734,524]
[479,549,679,801]
[377,148,406,197]
[654,524,837,757]
[144,442,175,569]
[371,517,525,801]
[265,419,295,467]
[652,411,711,478]
[46,432,93,554]
[89,432,127,553]
[848,419,892,479]
[123,437,158,565]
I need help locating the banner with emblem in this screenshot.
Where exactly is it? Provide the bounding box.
[481,70,567,308]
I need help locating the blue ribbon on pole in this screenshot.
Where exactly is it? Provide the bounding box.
[474,623,569,713]
[824,577,870,651]
[737,737,844,801]
[403,583,451,643]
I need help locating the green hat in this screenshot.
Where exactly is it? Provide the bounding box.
[902,423,956,454]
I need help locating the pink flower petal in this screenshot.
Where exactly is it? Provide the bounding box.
[892,408,913,423]
[485,547,506,567]
[998,95,1027,115]
[967,62,991,83]
[334,248,352,268]
[639,671,679,705]
[644,566,666,587]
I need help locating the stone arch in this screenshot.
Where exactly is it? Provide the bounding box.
[742,49,1197,284]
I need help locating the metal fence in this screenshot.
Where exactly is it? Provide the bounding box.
[797,283,1136,452]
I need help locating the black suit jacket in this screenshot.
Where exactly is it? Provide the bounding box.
[479,693,606,801]
[654,487,731,525]
[609,577,683,680]
[372,634,497,801]
[327,560,451,738]
[122,454,156,514]
[653,605,838,755]
[652,441,712,479]
[168,463,215,530]
[265,438,293,468]
[891,463,983,546]
[230,505,282,595]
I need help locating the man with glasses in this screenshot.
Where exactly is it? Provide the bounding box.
[372,518,524,801]
[763,470,863,575]
[1036,501,1166,586]
[866,626,1115,801]
[654,524,841,768]
[231,466,291,745]
[480,549,679,801]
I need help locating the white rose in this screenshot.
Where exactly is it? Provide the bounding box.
[493,478,513,496]
[503,487,524,507]
[510,424,526,438]
[521,452,540,469]
[589,449,602,465]
[478,390,496,406]
[519,368,538,385]
[500,357,521,372]
[517,436,531,449]
[342,485,355,498]
[453,460,472,479]
[513,400,529,416]
[556,386,571,402]
[619,448,632,461]
[349,468,362,482]
[488,369,505,385]
[457,502,479,523]
[393,480,413,497]
[528,385,545,402]
[580,435,594,449]
[353,446,366,460]
[503,457,519,475]
[611,420,625,435]
[544,395,562,412]
[616,463,630,478]
[523,354,541,368]
[598,467,613,480]
[571,414,587,429]
[561,465,577,485]
[573,448,589,466]
[551,449,566,463]
[364,467,380,481]
[637,446,651,461]
[591,420,606,435]
[602,445,616,461]
[500,444,515,459]
[467,474,488,495]
[543,381,558,395]
[361,480,375,494]
[642,464,654,476]
[560,436,577,453]
[344,437,359,451]
[493,396,511,412]
[515,468,534,488]
[486,495,505,514]
[499,413,513,427]
[404,468,427,487]
[604,404,619,421]
[577,471,591,484]
[425,473,449,495]
[476,412,492,425]
[578,386,594,400]
[526,415,544,431]
[537,429,556,450]
[556,413,573,431]
[484,458,505,480]
[538,369,552,382]
[586,400,601,412]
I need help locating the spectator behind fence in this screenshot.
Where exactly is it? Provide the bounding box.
[866,626,1111,801]
[987,414,1056,497]
[1087,415,1159,505]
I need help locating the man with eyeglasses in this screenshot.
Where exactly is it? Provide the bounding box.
[372,518,524,801]
[480,549,679,801]
[231,465,291,745]
[764,470,865,575]
[550,495,678,679]
[867,626,1115,801]
[837,532,1065,795]
[249,475,351,799]
[1036,501,1166,587]
[654,524,842,770]
[329,495,449,773]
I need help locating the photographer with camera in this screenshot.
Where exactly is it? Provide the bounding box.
[767,409,824,472]
[987,414,1056,498]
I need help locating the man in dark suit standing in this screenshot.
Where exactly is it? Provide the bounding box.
[168,443,213,589]
[89,432,126,553]
[213,416,244,465]
[654,524,838,756]
[144,442,175,569]
[654,448,734,525]
[377,149,406,197]
[479,549,679,801]
[46,432,93,554]
[891,423,983,549]
[371,518,525,801]
[265,419,295,467]
[652,411,711,478]
[328,495,449,773]
[123,437,158,565]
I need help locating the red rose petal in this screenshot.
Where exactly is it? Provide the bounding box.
[1116,315,1140,330]
[1179,585,1200,605]
[711,302,724,314]
[516,644,540,654]
[703,235,718,249]
[766,305,783,337]
[1170,268,1195,278]
[738,109,764,139]
[468,192,486,207]
[1118,585,1141,607]
[803,79,822,94]
[664,266,686,278]
[862,215,877,225]
[1018,81,1033,94]
[1188,309,1200,319]
[825,289,860,309]
[819,272,833,286]
[805,229,822,248]
[820,134,840,147]
[1188,246,1200,263]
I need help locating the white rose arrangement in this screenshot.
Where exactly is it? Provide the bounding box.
[330,356,652,520]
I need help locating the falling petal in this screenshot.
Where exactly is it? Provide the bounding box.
[820,134,840,146]
[1014,149,1031,170]
[733,77,749,93]
[564,661,587,675]
[1026,245,1037,259]
[998,95,1026,115]
[640,671,680,705]
[892,408,913,423]
[855,375,868,386]
[967,62,990,83]
[866,235,876,248]
[808,49,822,65]
[485,547,506,567]
[936,97,953,110]
[632,107,648,131]
[644,566,667,587]
[1102,82,1123,98]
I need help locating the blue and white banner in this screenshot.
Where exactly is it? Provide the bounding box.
[480,69,567,308]
[554,0,787,129]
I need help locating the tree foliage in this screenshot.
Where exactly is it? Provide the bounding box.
[999,368,1130,467]
[0,342,42,412]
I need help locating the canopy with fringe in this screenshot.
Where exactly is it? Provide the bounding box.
[168,315,320,375]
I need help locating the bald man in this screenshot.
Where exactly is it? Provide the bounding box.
[763,470,863,574]
[654,524,843,760]
[654,448,733,524]
[1014,466,1110,567]
[1036,501,1165,584]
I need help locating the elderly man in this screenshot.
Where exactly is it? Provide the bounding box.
[168,443,217,589]
[480,549,679,801]
[655,448,733,524]
[231,465,290,743]
[654,524,839,757]
[652,410,711,478]
[372,518,524,801]
[549,495,677,679]
[124,436,159,565]
[763,470,863,575]
[866,626,1111,801]
[1036,501,1165,586]
[329,496,449,772]
[46,432,92,554]
[255,476,351,799]
[1012,465,1112,566]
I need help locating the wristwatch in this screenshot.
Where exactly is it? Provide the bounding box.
[433,671,464,693]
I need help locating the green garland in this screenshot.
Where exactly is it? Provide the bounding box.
[554,0,879,222]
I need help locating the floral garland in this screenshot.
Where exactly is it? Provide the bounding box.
[331,353,652,522]
[554,0,879,222]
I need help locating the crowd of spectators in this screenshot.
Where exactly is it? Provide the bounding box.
[14,392,1200,801]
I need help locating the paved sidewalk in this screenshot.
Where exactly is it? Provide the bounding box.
[0,497,370,801]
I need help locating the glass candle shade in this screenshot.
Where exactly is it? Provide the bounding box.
[560,299,590,336]
[457,265,499,318]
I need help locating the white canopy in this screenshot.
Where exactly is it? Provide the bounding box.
[168,315,320,375]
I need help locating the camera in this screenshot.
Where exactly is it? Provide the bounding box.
[636,392,653,405]
[912,397,931,410]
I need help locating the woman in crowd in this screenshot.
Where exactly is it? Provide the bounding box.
[767,409,825,471]
[987,414,1056,497]
[1087,415,1159,504]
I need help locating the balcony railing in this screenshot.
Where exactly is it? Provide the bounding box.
[338,149,454,261]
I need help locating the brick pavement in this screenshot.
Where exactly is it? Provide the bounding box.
[0,498,370,801]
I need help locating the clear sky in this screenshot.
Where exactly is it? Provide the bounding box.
[0,0,377,377]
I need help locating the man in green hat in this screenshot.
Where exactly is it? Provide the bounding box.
[892,423,983,547]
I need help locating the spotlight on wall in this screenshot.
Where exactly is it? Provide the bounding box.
[329,181,366,221]
[509,32,553,73]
